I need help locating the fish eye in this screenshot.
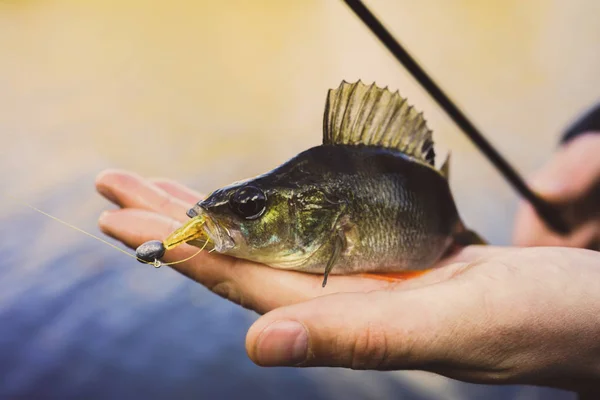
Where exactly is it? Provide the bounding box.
[229,186,267,220]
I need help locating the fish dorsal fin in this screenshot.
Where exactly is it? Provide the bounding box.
[440,152,451,179]
[323,80,435,166]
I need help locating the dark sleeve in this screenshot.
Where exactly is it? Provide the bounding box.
[561,102,600,144]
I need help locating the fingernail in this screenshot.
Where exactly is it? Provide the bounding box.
[255,321,308,366]
[98,210,115,225]
[97,185,119,205]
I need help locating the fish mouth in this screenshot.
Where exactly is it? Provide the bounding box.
[162,208,235,253]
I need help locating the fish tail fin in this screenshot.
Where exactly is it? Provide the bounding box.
[453,225,488,246]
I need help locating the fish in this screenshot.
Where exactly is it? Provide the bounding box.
[140,80,486,286]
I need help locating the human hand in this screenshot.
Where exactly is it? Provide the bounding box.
[96,170,600,393]
[243,246,600,393]
[513,133,600,249]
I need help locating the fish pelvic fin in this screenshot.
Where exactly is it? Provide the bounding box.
[323,80,436,167]
[357,270,431,282]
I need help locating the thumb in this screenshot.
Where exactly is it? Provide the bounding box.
[245,289,459,370]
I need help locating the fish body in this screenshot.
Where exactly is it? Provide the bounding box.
[161,81,485,282]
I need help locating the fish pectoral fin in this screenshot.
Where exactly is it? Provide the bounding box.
[322,229,345,288]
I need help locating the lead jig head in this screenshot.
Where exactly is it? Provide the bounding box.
[136,240,166,267]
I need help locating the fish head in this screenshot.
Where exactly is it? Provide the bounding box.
[183,178,344,268]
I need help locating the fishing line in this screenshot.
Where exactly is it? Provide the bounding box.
[7,195,205,268]
[166,240,208,266]
[341,0,571,235]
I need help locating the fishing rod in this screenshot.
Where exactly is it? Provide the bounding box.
[342,0,571,235]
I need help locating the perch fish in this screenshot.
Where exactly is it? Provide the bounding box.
[137,81,486,286]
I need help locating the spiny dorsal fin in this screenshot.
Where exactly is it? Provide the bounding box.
[323,80,435,166]
[440,152,451,179]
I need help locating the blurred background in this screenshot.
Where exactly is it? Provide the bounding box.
[1,0,599,398]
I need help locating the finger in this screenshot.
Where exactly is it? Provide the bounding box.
[513,134,600,246]
[529,133,600,200]
[150,178,204,205]
[98,208,392,314]
[95,169,191,222]
[513,201,600,247]
[245,286,466,370]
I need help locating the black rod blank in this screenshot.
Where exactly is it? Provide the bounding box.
[342,0,570,234]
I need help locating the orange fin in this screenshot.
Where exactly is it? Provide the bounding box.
[357,269,430,282]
